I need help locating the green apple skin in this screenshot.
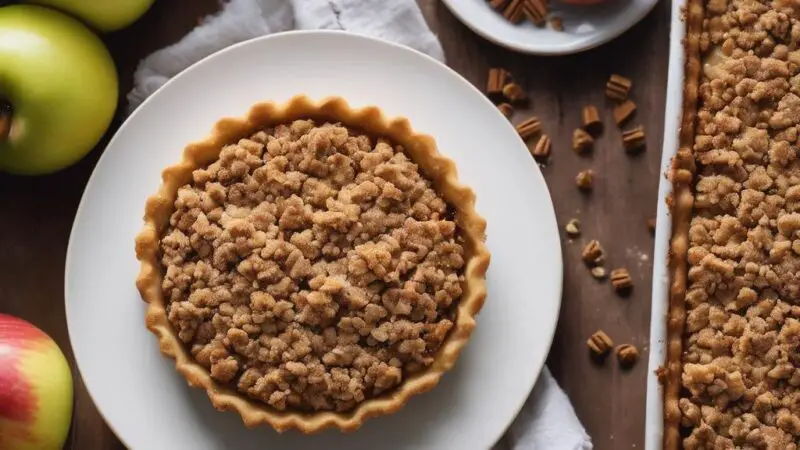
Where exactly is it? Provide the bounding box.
[24,0,155,32]
[0,5,118,175]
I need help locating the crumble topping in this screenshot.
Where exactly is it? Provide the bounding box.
[159,119,465,413]
[682,1,800,447]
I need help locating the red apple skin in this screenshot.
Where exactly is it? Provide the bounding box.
[0,314,73,450]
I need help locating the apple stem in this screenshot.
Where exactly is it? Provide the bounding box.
[0,113,8,142]
[0,101,10,142]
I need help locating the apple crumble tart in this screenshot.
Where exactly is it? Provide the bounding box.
[134,96,490,433]
[665,1,800,448]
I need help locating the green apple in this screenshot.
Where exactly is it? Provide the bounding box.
[24,0,156,32]
[0,5,118,175]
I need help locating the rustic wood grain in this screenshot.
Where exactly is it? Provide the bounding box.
[0,1,670,449]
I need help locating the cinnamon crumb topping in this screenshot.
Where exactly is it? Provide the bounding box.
[159,120,465,413]
[678,2,800,447]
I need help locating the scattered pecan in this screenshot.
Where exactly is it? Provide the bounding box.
[622,125,646,153]
[581,105,603,135]
[613,99,637,126]
[523,0,547,26]
[549,16,564,31]
[502,0,526,23]
[502,82,528,105]
[582,240,604,265]
[488,0,509,10]
[516,117,542,140]
[575,169,594,191]
[647,217,656,234]
[565,218,580,237]
[587,330,614,357]
[487,68,510,101]
[610,268,633,293]
[616,344,639,367]
[606,74,632,101]
[497,103,514,119]
[591,266,607,280]
[572,128,593,154]
[531,134,551,161]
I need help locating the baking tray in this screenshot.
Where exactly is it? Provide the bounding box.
[645,0,687,448]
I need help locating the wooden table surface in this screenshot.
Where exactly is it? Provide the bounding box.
[0,1,670,449]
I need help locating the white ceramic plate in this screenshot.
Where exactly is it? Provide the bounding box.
[442,0,659,55]
[646,1,685,449]
[65,31,563,450]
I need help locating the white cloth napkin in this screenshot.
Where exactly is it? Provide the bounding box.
[127,2,592,449]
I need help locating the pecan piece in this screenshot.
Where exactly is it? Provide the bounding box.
[522,0,547,26]
[565,218,580,237]
[516,117,542,140]
[497,103,514,119]
[616,344,639,367]
[575,169,594,191]
[613,99,637,126]
[581,105,603,135]
[606,74,632,101]
[550,16,564,31]
[531,134,551,161]
[573,128,593,154]
[610,268,633,293]
[588,330,614,357]
[488,0,510,10]
[502,0,526,23]
[591,266,607,280]
[487,68,510,101]
[622,125,646,153]
[502,82,528,105]
[582,240,604,265]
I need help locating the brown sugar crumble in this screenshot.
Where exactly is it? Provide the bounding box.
[159,119,467,413]
[676,1,800,447]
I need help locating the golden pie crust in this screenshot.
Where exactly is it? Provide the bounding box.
[665,1,800,448]
[134,95,490,433]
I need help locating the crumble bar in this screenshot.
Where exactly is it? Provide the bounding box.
[667,0,800,448]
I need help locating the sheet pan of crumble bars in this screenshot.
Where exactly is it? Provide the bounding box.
[646,0,800,449]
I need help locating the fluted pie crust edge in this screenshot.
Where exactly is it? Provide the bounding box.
[133,95,491,433]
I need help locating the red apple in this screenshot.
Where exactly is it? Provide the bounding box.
[0,314,73,450]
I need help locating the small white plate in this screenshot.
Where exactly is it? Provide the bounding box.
[65,31,563,450]
[442,0,659,55]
